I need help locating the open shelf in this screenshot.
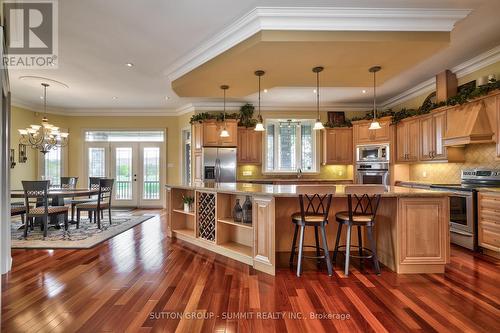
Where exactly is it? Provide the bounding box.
[173,208,195,216]
[172,228,195,238]
[219,241,252,258]
[218,217,253,229]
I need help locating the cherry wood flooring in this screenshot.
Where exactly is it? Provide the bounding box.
[2,209,499,332]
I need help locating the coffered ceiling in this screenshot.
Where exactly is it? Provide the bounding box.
[7,0,500,115]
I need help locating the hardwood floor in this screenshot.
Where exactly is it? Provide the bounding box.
[2,209,499,332]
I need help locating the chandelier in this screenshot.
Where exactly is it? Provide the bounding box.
[18,83,69,154]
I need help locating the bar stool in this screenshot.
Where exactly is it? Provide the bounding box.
[289,186,335,277]
[333,185,384,276]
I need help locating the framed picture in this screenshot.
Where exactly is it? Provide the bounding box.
[327,111,345,125]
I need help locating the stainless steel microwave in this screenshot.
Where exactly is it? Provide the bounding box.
[356,144,389,163]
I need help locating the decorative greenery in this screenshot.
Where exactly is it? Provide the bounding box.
[182,195,194,205]
[190,112,239,124]
[390,79,500,124]
[323,119,352,128]
[238,103,258,128]
[190,80,500,127]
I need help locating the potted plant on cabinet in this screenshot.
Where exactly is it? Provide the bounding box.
[182,195,194,213]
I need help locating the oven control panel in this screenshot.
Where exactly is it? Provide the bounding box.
[462,169,500,180]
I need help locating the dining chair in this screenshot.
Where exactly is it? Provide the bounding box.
[70,177,102,222]
[332,185,385,276]
[76,178,114,229]
[60,177,78,189]
[11,202,27,227]
[289,185,335,277]
[22,180,69,238]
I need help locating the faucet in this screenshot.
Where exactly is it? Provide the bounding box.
[297,168,302,179]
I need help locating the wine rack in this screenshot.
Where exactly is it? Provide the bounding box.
[197,192,216,242]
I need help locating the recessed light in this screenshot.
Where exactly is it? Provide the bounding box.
[112,96,118,100]
[362,90,367,94]
[165,96,170,100]
[263,89,268,93]
[40,96,44,99]
[126,63,134,67]
[313,89,317,94]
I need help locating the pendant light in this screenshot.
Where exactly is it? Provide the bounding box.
[220,85,230,137]
[369,66,382,130]
[312,66,324,130]
[254,70,265,132]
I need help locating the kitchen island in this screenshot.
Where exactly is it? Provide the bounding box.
[166,183,450,275]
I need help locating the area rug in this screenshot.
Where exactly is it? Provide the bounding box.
[11,211,154,249]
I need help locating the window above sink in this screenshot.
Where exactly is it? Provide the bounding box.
[264,119,319,174]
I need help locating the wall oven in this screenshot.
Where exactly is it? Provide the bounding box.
[356,144,389,163]
[356,163,390,185]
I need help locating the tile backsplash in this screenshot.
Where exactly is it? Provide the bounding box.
[409,143,500,183]
[237,164,353,180]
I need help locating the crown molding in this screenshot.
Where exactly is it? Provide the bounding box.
[381,44,500,108]
[166,7,471,81]
[186,101,371,113]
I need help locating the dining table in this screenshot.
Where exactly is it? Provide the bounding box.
[11,188,100,226]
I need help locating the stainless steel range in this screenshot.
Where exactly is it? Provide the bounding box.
[430,168,500,250]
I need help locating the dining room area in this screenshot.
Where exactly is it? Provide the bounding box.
[7,98,168,249]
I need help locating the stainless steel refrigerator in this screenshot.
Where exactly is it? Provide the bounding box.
[203,148,237,183]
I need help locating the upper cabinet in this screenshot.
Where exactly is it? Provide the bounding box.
[237,127,262,164]
[396,118,419,163]
[198,119,238,147]
[323,128,353,165]
[419,111,448,161]
[353,119,391,144]
[192,123,203,152]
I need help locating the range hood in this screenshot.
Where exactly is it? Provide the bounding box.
[444,100,494,146]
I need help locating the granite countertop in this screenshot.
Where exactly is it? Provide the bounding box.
[166,182,451,198]
[477,187,500,193]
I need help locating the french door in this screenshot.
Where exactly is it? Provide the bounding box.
[85,142,164,207]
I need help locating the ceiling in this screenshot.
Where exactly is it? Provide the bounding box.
[172,31,450,97]
[8,0,500,115]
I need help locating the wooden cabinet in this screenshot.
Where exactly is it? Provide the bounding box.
[353,119,391,144]
[192,123,203,152]
[194,120,239,148]
[203,121,220,146]
[478,192,500,255]
[323,128,353,165]
[419,111,447,161]
[237,127,262,164]
[396,118,419,163]
[397,197,449,273]
[202,120,237,147]
[193,151,203,182]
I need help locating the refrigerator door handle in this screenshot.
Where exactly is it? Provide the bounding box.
[215,158,220,183]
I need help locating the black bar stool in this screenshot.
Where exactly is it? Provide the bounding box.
[289,186,335,277]
[333,185,385,276]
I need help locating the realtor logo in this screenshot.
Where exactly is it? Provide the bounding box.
[2,0,58,69]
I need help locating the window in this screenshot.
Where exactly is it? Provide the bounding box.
[143,147,160,200]
[264,120,318,173]
[85,130,164,142]
[43,147,62,186]
[88,147,106,177]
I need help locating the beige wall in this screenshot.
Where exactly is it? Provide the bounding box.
[11,107,194,188]
[10,106,38,190]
